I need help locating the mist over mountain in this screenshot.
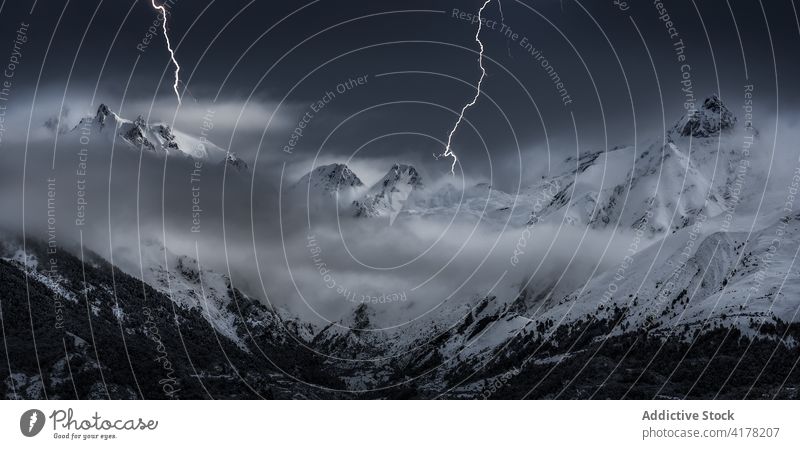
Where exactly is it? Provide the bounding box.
[2,0,800,400]
[3,90,800,399]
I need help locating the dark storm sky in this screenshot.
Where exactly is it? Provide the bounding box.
[1,0,799,185]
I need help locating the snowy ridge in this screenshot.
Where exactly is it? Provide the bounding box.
[352,164,423,224]
[133,240,315,350]
[72,104,248,171]
[292,95,800,388]
[672,94,737,138]
[525,213,800,341]
[11,94,799,397]
[292,163,365,206]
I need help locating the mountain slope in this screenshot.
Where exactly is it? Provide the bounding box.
[295,163,364,195]
[72,104,248,171]
[10,93,799,399]
[0,236,339,399]
[353,164,423,224]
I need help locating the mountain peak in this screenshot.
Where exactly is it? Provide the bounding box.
[385,163,421,185]
[675,94,737,138]
[222,152,249,172]
[70,103,246,170]
[95,103,112,125]
[351,303,372,331]
[296,163,364,195]
[353,163,422,224]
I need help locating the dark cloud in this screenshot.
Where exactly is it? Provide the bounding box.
[1,0,799,325]
[0,1,797,188]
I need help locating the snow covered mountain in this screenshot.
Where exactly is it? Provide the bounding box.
[352,163,423,224]
[526,139,725,235]
[6,94,800,399]
[133,240,315,350]
[405,181,532,226]
[307,95,743,235]
[72,104,248,171]
[336,96,742,236]
[281,95,800,395]
[293,163,364,200]
[295,163,528,226]
[674,94,737,138]
[0,235,334,399]
[528,212,800,338]
[440,95,785,334]
[511,95,748,236]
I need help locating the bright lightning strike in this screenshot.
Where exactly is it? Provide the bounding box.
[437,0,493,175]
[151,0,181,105]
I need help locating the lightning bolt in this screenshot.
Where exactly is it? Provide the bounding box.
[438,0,493,175]
[151,0,181,104]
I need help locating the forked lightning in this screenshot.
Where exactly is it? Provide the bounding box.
[438,0,493,175]
[151,0,182,104]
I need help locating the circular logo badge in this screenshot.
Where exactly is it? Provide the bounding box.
[20,409,45,437]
